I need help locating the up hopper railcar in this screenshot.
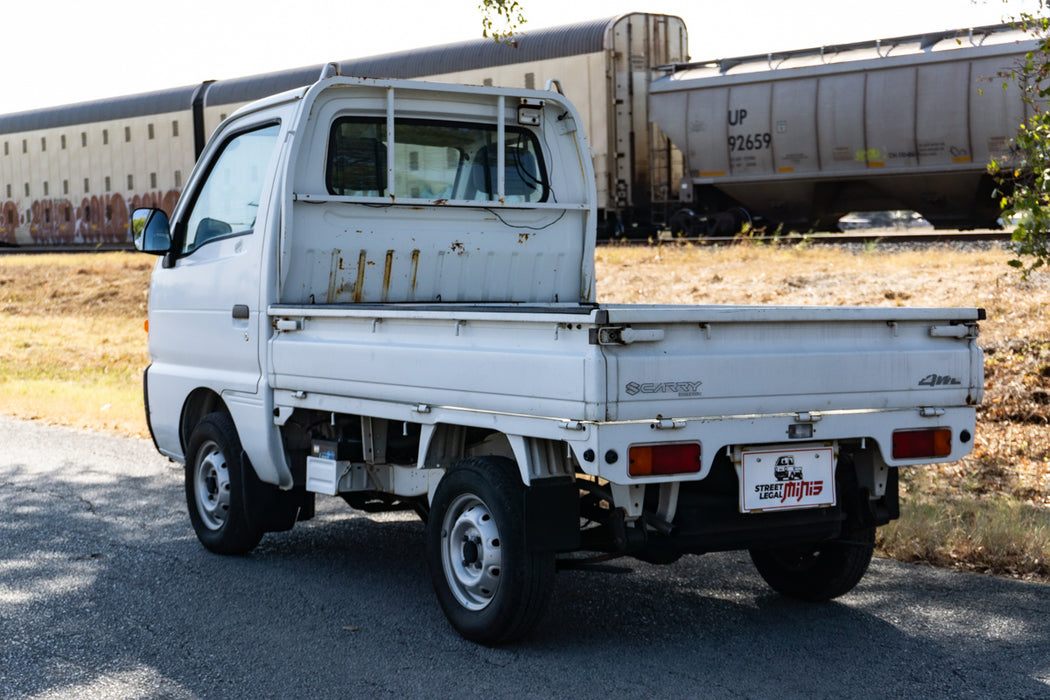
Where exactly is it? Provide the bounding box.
[0,14,1035,247]
[650,23,1036,233]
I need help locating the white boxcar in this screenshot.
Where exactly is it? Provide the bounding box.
[133,76,983,644]
[0,13,685,247]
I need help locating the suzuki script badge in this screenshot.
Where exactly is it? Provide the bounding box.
[625,380,702,397]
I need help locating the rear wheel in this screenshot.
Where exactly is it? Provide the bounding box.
[185,412,263,555]
[749,526,876,601]
[426,457,555,645]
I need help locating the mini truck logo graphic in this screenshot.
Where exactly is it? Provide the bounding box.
[774,455,803,481]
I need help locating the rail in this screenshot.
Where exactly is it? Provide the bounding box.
[0,230,1015,255]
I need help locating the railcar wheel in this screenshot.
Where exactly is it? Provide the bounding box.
[185,412,263,555]
[426,457,555,645]
[748,526,876,601]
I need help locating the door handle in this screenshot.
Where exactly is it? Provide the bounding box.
[232,304,250,320]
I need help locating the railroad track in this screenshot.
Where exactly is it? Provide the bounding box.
[608,229,1014,246]
[0,229,1014,254]
[0,243,135,255]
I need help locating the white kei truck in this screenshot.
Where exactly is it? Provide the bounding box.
[133,72,984,644]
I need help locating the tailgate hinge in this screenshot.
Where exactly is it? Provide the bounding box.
[589,326,665,345]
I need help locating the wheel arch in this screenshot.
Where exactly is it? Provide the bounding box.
[418,423,575,487]
[180,388,228,454]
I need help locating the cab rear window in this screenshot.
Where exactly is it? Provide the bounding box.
[326,117,548,203]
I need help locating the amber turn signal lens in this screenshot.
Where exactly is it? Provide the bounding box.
[144,319,149,333]
[629,443,701,476]
[892,428,952,459]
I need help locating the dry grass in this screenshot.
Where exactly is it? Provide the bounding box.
[2,244,1048,579]
[879,495,1050,580]
[0,253,152,436]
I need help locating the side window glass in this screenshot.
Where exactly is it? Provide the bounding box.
[327,121,387,197]
[182,123,281,255]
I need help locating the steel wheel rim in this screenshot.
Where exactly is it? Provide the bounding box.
[440,493,503,611]
[194,439,231,531]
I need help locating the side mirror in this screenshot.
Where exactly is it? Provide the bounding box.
[131,208,171,254]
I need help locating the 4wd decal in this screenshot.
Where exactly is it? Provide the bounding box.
[918,374,962,387]
[625,380,702,397]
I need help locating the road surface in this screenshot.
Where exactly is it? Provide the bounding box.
[2,416,1048,698]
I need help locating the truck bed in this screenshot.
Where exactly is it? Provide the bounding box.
[267,302,983,478]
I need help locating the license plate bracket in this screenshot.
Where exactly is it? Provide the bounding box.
[739,445,836,513]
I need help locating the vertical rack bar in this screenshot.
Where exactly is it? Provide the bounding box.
[497,95,505,201]
[386,87,396,199]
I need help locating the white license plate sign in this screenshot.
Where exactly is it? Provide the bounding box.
[740,446,836,512]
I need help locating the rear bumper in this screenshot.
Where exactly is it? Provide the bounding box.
[571,405,977,485]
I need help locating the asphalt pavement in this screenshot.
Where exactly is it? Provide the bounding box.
[2,415,1048,699]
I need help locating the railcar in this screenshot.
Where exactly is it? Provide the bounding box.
[0,86,195,246]
[650,23,1033,233]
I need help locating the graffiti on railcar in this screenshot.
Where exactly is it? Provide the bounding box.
[0,190,180,245]
[1,200,18,244]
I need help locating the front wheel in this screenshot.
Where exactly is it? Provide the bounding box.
[426,457,555,645]
[185,412,263,555]
[749,526,876,601]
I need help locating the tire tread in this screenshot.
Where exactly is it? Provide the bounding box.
[185,412,263,555]
[426,456,555,644]
[749,526,875,602]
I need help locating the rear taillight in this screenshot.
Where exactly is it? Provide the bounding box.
[892,428,952,459]
[629,443,702,477]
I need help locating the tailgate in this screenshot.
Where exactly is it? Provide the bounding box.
[595,305,983,421]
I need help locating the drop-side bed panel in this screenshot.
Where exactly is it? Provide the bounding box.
[596,304,983,422]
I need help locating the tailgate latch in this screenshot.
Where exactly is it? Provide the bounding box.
[929,323,978,339]
[274,318,304,332]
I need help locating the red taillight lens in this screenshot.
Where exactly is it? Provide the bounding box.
[629,443,702,476]
[892,428,952,459]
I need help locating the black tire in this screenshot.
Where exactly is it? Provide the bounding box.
[749,526,876,602]
[185,412,263,555]
[426,457,555,645]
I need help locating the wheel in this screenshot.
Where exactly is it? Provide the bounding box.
[185,412,263,555]
[668,208,700,237]
[426,457,555,645]
[748,526,876,602]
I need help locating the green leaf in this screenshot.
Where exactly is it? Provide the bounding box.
[989,4,1050,276]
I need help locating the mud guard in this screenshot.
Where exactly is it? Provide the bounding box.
[524,476,580,552]
[240,451,314,533]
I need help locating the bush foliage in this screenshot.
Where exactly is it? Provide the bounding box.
[990,4,1050,275]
